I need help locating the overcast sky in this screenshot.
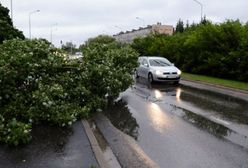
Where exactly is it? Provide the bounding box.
[0,0,247,47]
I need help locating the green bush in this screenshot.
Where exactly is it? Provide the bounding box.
[131,20,248,82]
[0,37,138,145]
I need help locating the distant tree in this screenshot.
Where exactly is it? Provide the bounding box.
[86,35,115,45]
[186,20,189,29]
[79,35,117,53]
[61,42,78,54]
[200,15,211,25]
[0,3,25,43]
[175,19,184,33]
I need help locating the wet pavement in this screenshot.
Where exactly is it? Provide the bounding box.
[105,78,248,168]
[0,121,99,168]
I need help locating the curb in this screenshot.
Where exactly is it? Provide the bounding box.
[94,113,160,168]
[180,79,248,102]
[181,78,248,94]
[81,120,110,168]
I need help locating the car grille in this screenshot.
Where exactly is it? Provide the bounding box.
[157,77,181,80]
[163,72,177,75]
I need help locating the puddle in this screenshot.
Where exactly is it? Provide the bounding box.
[173,107,248,149]
[89,120,121,168]
[179,87,248,125]
[103,100,139,140]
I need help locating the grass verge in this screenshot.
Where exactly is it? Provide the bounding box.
[182,72,248,92]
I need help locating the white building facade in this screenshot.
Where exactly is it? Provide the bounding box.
[113,23,174,43]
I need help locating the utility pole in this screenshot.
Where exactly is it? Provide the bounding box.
[50,23,58,44]
[29,10,40,39]
[10,0,13,21]
[193,0,203,21]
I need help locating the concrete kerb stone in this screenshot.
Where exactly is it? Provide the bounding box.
[94,113,160,168]
[81,120,110,168]
[180,79,248,102]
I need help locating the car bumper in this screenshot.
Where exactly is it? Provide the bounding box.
[153,74,181,82]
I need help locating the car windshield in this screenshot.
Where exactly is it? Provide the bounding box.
[149,58,171,67]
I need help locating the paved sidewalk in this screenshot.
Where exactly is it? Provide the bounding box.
[0,121,99,168]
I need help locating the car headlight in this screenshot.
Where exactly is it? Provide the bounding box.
[155,70,163,76]
[177,70,182,75]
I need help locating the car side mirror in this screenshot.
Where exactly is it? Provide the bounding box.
[171,63,175,66]
[144,63,149,67]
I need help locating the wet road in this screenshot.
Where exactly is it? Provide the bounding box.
[106,78,248,168]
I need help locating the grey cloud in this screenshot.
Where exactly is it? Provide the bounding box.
[1,0,247,47]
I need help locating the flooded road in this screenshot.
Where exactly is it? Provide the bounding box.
[106,78,248,168]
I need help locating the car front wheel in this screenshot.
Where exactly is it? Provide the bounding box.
[134,70,139,78]
[148,73,153,84]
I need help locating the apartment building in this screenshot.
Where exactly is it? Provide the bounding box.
[113,23,174,43]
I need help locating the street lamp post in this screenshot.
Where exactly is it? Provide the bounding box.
[193,0,203,21]
[136,17,145,27]
[10,0,13,20]
[50,23,58,44]
[29,10,40,39]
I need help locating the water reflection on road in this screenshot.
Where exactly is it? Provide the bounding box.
[132,78,248,145]
[103,101,139,140]
[134,77,248,126]
[110,77,248,167]
[179,86,248,125]
[147,102,171,133]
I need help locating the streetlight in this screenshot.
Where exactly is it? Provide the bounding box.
[10,0,13,20]
[50,23,58,44]
[193,0,203,21]
[29,10,40,39]
[136,17,145,27]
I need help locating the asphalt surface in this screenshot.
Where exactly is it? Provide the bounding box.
[104,78,248,168]
[0,121,99,168]
[95,113,159,168]
[1,77,248,168]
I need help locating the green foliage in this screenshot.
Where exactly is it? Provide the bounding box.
[182,72,248,91]
[0,3,25,43]
[175,19,184,33]
[61,41,78,54]
[82,35,138,101]
[131,20,248,82]
[4,118,32,146]
[85,35,116,45]
[0,36,138,145]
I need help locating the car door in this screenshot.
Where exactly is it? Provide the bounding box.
[140,58,149,78]
[136,57,143,77]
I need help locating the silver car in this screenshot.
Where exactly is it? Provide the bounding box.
[135,56,181,84]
